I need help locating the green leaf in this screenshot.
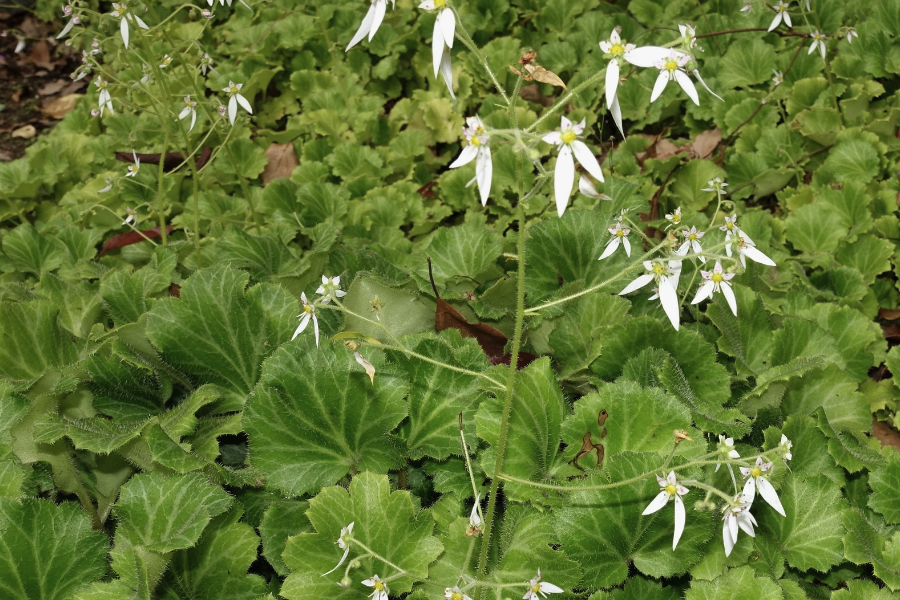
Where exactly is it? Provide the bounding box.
[144,423,208,473]
[668,160,726,211]
[0,499,108,600]
[245,341,408,496]
[341,275,434,342]
[718,39,777,89]
[146,265,296,409]
[685,566,784,600]
[281,472,443,599]
[816,408,885,473]
[226,138,269,180]
[113,472,232,552]
[491,505,582,587]
[0,301,79,382]
[1,223,65,274]
[421,223,503,290]
[834,233,894,284]
[783,202,843,255]
[84,354,166,421]
[259,500,311,576]
[769,416,845,486]
[831,579,898,600]
[824,136,881,183]
[842,508,900,591]
[99,248,177,326]
[782,367,871,433]
[550,294,632,378]
[704,284,773,376]
[869,450,900,524]
[216,227,305,281]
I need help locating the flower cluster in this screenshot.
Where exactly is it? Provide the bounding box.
[292,275,346,347]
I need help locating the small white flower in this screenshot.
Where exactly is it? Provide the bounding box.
[110,2,149,49]
[772,69,784,86]
[692,262,737,315]
[741,457,786,517]
[125,150,140,178]
[665,207,682,229]
[619,260,682,330]
[845,27,858,44]
[720,215,753,256]
[675,226,706,263]
[449,116,492,206]
[179,96,198,132]
[293,292,320,347]
[57,5,81,39]
[159,54,172,68]
[347,0,395,51]
[201,10,214,19]
[768,1,792,32]
[14,37,25,54]
[642,471,689,550]
[419,0,456,98]
[808,30,827,59]
[599,29,635,137]
[715,435,740,472]
[779,434,793,461]
[94,76,114,115]
[578,176,611,200]
[218,105,227,118]
[651,49,699,105]
[542,116,604,217]
[90,108,99,117]
[701,177,727,193]
[722,495,757,557]
[122,207,137,225]
[199,52,215,76]
[98,177,113,193]
[323,522,355,575]
[362,575,389,600]
[735,235,775,268]
[445,586,472,600]
[469,495,482,530]
[598,222,631,260]
[679,23,698,50]
[523,568,563,599]
[315,275,347,303]
[740,0,752,12]
[223,81,252,125]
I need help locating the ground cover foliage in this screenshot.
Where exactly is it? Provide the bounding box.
[1,0,900,598]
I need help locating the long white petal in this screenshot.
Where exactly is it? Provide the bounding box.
[742,478,756,503]
[723,519,736,557]
[190,111,197,132]
[623,237,631,257]
[721,282,738,316]
[292,313,311,340]
[642,491,669,515]
[768,12,782,32]
[369,0,386,41]
[619,273,654,295]
[539,582,564,594]
[623,45,669,68]
[438,8,455,49]
[449,144,478,168]
[742,245,776,266]
[476,149,492,206]
[432,20,443,77]
[659,278,680,330]
[179,106,191,120]
[134,15,149,30]
[228,95,237,125]
[598,238,619,260]
[674,70,700,105]
[121,17,130,48]
[737,512,757,537]
[808,40,817,55]
[313,314,320,348]
[605,59,619,111]
[673,495,686,550]
[554,145,575,217]
[346,2,375,50]
[692,69,723,101]
[439,49,455,98]
[691,281,714,305]
[756,478,786,517]
[609,94,624,138]
[236,93,253,114]
[57,19,75,39]
[571,140,604,182]
[650,71,669,103]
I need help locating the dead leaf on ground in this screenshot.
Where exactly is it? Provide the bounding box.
[25,41,53,69]
[100,226,174,256]
[261,142,298,185]
[115,147,212,172]
[691,128,722,159]
[879,308,900,321]
[881,323,900,342]
[428,258,538,370]
[41,93,82,119]
[873,419,900,451]
[11,125,36,139]
[38,79,67,96]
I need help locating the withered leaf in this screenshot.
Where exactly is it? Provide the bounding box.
[690,128,722,159]
[523,64,567,89]
[428,258,537,370]
[100,226,174,256]
[115,147,212,172]
[41,93,82,120]
[261,142,298,185]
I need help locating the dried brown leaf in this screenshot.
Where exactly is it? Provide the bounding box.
[38,79,67,96]
[261,142,298,185]
[873,419,900,451]
[691,128,722,159]
[41,93,82,119]
[11,125,36,139]
[523,64,567,89]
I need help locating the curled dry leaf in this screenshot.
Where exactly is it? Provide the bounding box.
[509,49,567,89]
[354,352,376,385]
[115,147,212,172]
[100,226,174,256]
[690,128,722,159]
[11,125,37,139]
[41,93,83,120]
[261,142,299,185]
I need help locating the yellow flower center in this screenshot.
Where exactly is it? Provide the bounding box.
[561,131,577,145]
[374,582,384,591]
[672,214,681,223]
[451,593,463,600]
[711,273,724,283]
[688,233,697,241]
[303,304,314,314]
[229,86,238,93]
[531,584,541,593]
[652,264,667,276]
[434,0,446,7]
[664,59,679,72]
[751,467,762,478]
[471,137,481,147]
[609,43,625,57]
[615,229,625,238]
[725,222,733,230]
[665,483,677,496]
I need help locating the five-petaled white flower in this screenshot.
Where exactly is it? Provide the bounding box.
[347,0,395,51]
[159,54,172,68]
[57,4,81,39]
[293,292,320,347]
[578,176,611,200]
[722,495,757,557]
[122,207,137,226]
[642,471,689,550]
[523,569,563,599]
[692,262,737,315]
[779,434,793,461]
[179,96,198,132]
[715,435,740,472]
[702,177,727,193]
[449,116,492,206]
[741,457,785,516]
[735,235,775,268]
[362,575,389,600]
[95,76,114,115]
[323,522,355,575]
[125,150,140,178]
[542,116,604,217]
[619,260,682,330]
[772,69,784,86]
[598,222,631,260]
[223,81,252,125]
[445,586,472,600]
[468,494,482,530]
[846,27,858,44]
[665,206,682,229]
[675,226,706,262]
[419,0,456,98]
[651,49,699,105]
[316,275,347,303]
[599,29,635,137]
[110,2,149,49]
[768,1,792,32]
[720,215,751,255]
[808,30,827,59]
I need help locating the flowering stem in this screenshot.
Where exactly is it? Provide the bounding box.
[452,9,509,104]
[524,70,605,134]
[157,119,171,245]
[680,479,734,503]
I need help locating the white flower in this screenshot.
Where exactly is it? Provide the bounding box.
[679,24,698,50]
[13,36,25,54]
[523,569,563,599]
[768,1,792,32]
[449,116,492,206]
[57,5,81,39]
[223,81,252,125]
[651,49,698,105]
[293,292,320,347]
[599,29,635,137]
[692,262,737,315]
[619,260,681,330]
[642,471,689,550]
[665,207,682,229]
[598,222,631,260]
[741,457,786,516]
[98,177,113,193]
[578,176,611,200]
[159,54,172,68]
[846,27,858,43]
[110,3,149,49]
[122,207,137,226]
[316,275,347,303]
[347,0,394,51]
[468,494,482,529]
[701,177,727,193]
[323,522,355,575]
[808,30,827,59]
[542,116,604,217]
[94,76,114,116]
[445,586,472,600]
[772,69,784,86]
[779,434,793,461]
[715,435,740,472]
[720,215,753,255]
[179,96,198,132]
[722,495,757,557]
[740,0,752,12]
[735,235,775,268]
[362,575,389,600]
[125,150,140,178]
[199,52,215,76]
[675,226,706,263]
[419,0,456,98]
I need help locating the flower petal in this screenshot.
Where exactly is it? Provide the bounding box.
[742,245,776,266]
[292,313,311,340]
[605,59,619,107]
[121,17,130,48]
[439,49,455,98]
[134,15,149,30]
[236,93,253,114]
[692,69,723,101]
[723,518,736,557]
[313,314,320,348]
[642,491,670,515]
[228,95,237,125]
[756,478,786,517]
[623,237,631,257]
[438,8,455,49]
[542,131,561,145]
[571,141,604,182]
[691,281,714,305]
[449,144,478,168]
[346,2,375,50]
[369,0,386,41]
[673,495,686,550]
[768,12,782,32]
[659,278,681,330]
[539,582,564,594]
[432,20,443,77]
[598,238,619,260]
[476,148,492,206]
[619,273,654,295]
[623,45,669,68]
[609,93,624,138]
[674,69,700,105]
[650,71,669,103]
[721,282,738,316]
[554,145,575,217]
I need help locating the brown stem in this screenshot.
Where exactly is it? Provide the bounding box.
[696,27,810,38]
